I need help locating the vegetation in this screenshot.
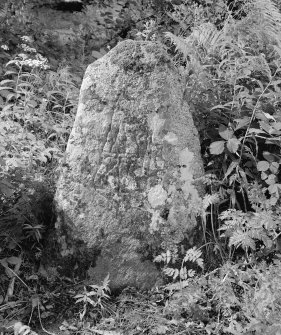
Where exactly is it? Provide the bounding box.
[1,0,281,334]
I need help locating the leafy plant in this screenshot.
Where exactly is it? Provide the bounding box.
[0,36,79,175]
[164,0,281,263]
[155,247,204,288]
[74,275,111,321]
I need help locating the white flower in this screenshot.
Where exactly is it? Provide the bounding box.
[1,44,9,50]
[21,36,33,43]
[17,53,28,60]
[21,43,36,53]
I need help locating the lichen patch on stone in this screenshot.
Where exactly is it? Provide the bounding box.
[149,210,165,233]
[147,184,168,209]
[148,112,165,144]
[164,132,178,145]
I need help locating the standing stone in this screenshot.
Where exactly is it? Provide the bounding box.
[54,40,204,290]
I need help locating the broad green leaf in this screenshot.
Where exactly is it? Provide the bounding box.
[27,100,37,108]
[0,86,14,90]
[224,161,239,179]
[273,122,281,130]
[270,197,278,206]
[92,50,105,59]
[210,140,225,155]
[259,121,272,133]
[270,129,281,135]
[219,125,234,140]
[270,162,279,174]
[265,174,276,185]
[263,151,277,162]
[226,138,240,153]
[234,117,250,130]
[268,184,278,194]
[0,79,14,85]
[257,160,270,172]
[7,256,21,265]
[263,112,276,121]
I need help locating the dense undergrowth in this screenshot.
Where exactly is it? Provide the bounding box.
[1,0,281,334]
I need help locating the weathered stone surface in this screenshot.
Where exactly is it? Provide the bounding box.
[55,39,204,290]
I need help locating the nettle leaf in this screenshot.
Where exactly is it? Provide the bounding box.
[226,138,240,153]
[257,160,270,172]
[219,125,234,140]
[91,50,105,59]
[7,256,21,265]
[259,121,272,133]
[273,122,281,130]
[263,112,276,121]
[271,129,281,136]
[234,117,250,130]
[263,151,277,162]
[210,140,225,155]
[265,174,277,185]
[268,183,281,195]
[270,162,279,174]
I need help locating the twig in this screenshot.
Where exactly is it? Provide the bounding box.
[37,302,57,335]
[4,257,23,302]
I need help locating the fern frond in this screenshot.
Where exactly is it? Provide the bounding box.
[203,193,221,210]
[219,209,245,222]
[234,0,281,51]
[165,32,192,61]
[196,174,219,186]
[0,3,8,20]
[250,0,281,43]
[229,230,256,250]
[183,247,204,268]
[254,211,277,231]
[237,55,272,81]
[248,228,270,246]
[188,22,224,55]
[164,267,179,279]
